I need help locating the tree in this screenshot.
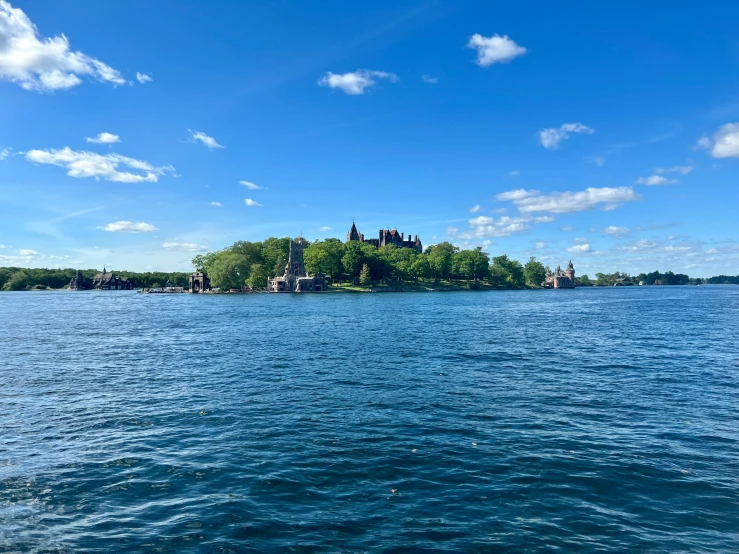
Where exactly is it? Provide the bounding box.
[342,241,377,284]
[3,270,30,291]
[209,252,251,289]
[524,257,546,287]
[359,263,372,286]
[490,255,525,288]
[576,274,593,286]
[247,263,269,289]
[427,242,457,282]
[410,255,431,281]
[192,251,220,273]
[455,247,490,282]
[305,238,345,281]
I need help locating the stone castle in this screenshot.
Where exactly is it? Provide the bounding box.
[268,237,326,292]
[346,222,422,252]
[68,268,134,290]
[543,261,576,288]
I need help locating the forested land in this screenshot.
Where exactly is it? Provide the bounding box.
[2,237,736,291]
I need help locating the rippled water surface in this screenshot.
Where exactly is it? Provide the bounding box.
[2,287,739,552]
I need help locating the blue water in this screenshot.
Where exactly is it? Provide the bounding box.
[1,287,738,552]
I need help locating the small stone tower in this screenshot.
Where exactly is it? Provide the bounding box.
[565,260,575,284]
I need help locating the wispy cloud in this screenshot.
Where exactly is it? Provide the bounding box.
[508,169,520,177]
[539,123,595,149]
[634,175,677,186]
[0,1,125,91]
[136,72,153,84]
[189,129,224,149]
[25,147,174,183]
[567,243,592,253]
[0,147,10,160]
[496,186,639,214]
[319,226,333,232]
[594,156,606,166]
[421,74,438,84]
[449,214,554,239]
[98,221,158,233]
[469,204,481,213]
[603,226,629,237]
[244,198,262,207]
[318,69,399,95]
[210,201,223,207]
[467,33,527,66]
[655,165,693,175]
[85,132,120,144]
[162,242,206,252]
[239,180,264,190]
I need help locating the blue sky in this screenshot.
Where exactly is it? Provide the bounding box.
[1,0,738,276]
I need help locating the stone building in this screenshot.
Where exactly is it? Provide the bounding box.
[543,260,576,288]
[91,268,133,290]
[268,237,326,292]
[189,272,210,293]
[346,222,422,252]
[69,268,132,290]
[68,270,92,290]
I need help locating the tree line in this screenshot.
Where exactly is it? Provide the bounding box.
[0,267,191,291]
[1,238,736,291]
[189,238,551,289]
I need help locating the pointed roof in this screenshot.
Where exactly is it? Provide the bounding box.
[567,260,574,270]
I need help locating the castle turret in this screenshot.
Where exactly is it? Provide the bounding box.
[347,222,360,242]
[565,260,575,285]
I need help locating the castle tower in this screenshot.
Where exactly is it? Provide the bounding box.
[566,260,575,285]
[347,222,361,242]
[287,237,307,277]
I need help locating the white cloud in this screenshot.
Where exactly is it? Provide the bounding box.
[495,188,538,202]
[697,123,739,158]
[25,147,174,182]
[319,226,333,232]
[0,147,10,159]
[655,165,693,175]
[162,242,206,252]
[574,237,589,243]
[603,226,629,237]
[561,226,574,231]
[18,248,39,256]
[508,169,520,177]
[498,186,639,214]
[567,243,591,253]
[189,129,224,149]
[534,241,546,249]
[0,243,6,248]
[85,132,120,144]
[244,198,261,207]
[136,72,152,84]
[98,221,158,233]
[634,175,677,186]
[594,156,606,166]
[239,180,263,190]
[539,123,594,149]
[318,69,398,95]
[450,213,553,239]
[467,33,527,67]
[0,1,125,91]
[210,202,222,207]
[421,74,438,84]
[469,204,481,213]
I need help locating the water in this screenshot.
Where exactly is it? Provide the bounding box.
[1,287,738,552]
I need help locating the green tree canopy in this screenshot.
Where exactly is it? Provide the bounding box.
[524,257,546,287]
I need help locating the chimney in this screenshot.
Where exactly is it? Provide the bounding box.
[401,232,404,240]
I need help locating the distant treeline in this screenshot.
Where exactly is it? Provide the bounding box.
[0,267,190,291]
[2,239,737,291]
